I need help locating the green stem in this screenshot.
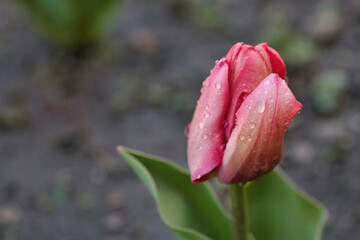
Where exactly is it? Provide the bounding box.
[229,183,249,240]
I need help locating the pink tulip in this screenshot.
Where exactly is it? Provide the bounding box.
[187,42,302,183]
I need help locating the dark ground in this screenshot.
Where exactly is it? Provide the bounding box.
[0,0,359,239]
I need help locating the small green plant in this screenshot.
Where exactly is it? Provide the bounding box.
[18,0,123,48]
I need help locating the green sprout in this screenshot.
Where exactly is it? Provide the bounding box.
[17,0,123,49]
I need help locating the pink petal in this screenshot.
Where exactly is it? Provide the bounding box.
[218,74,302,183]
[187,59,230,183]
[224,43,287,140]
[224,46,270,139]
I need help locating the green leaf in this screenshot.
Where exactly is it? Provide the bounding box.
[118,147,327,240]
[118,146,232,240]
[246,168,328,240]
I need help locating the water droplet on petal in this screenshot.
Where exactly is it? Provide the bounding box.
[202,78,210,87]
[222,120,228,127]
[204,112,210,118]
[247,136,252,142]
[264,79,270,85]
[215,82,222,89]
[220,144,226,151]
[239,134,245,141]
[257,99,265,113]
[202,134,208,140]
[205,105,209,110]
[199,122,204,129]
[198,146,203,150]
[249,122,255,129]
[215,60,219,64]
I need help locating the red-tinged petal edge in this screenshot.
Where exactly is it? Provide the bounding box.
[261,43,287,79]
[218,74,302,183]
[187,58,230,183]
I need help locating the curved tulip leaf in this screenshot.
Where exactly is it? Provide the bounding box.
[246,168,328,240]
[118,146,327,240]
[118,146,232,240]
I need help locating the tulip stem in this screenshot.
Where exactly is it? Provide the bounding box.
[229,183,249,240]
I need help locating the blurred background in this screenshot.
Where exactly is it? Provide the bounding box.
[0,0,359,239]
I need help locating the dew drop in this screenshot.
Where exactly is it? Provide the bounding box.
[202,134,208,140]
[249,122,255,129]
[247,136,252,142]
[198,146,203,150]
[222,120,228,127]
[239,134,245,141]
[199,122,204,129]
[205,105,209,110]
[220,144,226,151]
[204,112,210,118]
[215,82,222,89]
[257,99,265,113]
[264,79,270,85]
[215,60,220,64]
[264,90,268,94]
[285,92,290,96]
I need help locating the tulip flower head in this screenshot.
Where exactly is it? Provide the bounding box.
[187,42,302,184]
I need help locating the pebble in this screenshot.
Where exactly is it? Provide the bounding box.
[129,29,160,57]
[307,7,344,43]
[106,192,125,211]
[292,141,314,164]
[0,204,22,226]
[104,213,124,233]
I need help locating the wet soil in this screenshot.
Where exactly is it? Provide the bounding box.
[0,0,359,239]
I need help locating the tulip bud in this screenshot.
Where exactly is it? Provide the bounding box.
[218,74,302,183]
[187,42,302,183]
